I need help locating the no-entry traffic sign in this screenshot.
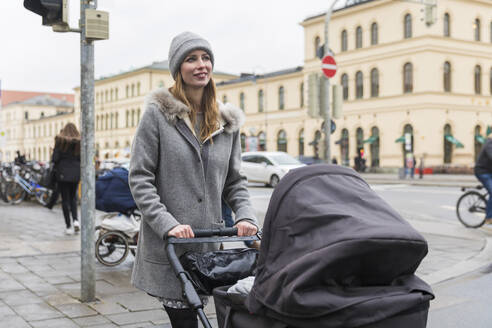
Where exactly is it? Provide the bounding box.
[321,55,337,78]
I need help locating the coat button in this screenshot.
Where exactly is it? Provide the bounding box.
[198,198,203,203]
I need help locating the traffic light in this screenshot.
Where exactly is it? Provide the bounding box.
[24,0,68,27]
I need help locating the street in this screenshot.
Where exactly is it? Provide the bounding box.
[0,181,492,327]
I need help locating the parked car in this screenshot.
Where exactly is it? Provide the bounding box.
[241,151,305,187]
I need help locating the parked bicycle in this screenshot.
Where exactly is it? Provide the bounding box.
[456,185,488,228]
[5,164,51,205]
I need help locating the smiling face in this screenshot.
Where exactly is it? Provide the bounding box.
[179,49,213,90]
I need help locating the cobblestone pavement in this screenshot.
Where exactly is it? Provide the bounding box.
[0,200,490,327]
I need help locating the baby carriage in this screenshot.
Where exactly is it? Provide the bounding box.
[171,164,434,327]
[213,164,434,327]
[94,166,141,266]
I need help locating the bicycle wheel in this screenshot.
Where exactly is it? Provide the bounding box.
[5,182,27,205]
[95,231,129,266]
[35,189,51,206]
[456,191,487,228]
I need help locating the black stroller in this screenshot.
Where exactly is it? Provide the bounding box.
[170,164,434,327]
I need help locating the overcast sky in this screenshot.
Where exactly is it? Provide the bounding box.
[0,0,345,94]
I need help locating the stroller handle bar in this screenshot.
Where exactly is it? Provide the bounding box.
[193,227,238,237]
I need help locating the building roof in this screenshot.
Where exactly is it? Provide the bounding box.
[96,59,236,83]
[0,90,74,107]
[216,66,303,87]
[303,0,376,22]
[6,94,73,108]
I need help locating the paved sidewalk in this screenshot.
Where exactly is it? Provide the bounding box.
[1,184,492,327]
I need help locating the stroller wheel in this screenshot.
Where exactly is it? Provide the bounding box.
[95,231,129,266]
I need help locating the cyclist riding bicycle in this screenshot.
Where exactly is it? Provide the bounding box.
[474,138,492,225]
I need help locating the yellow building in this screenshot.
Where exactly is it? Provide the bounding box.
[228,0,492,169]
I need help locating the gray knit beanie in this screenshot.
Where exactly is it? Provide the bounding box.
[168,31,215,80]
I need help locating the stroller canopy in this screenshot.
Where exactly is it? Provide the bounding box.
[96,167,136,213]
[246,164,433,327]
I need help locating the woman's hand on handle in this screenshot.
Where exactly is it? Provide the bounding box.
[235,221,257,237]
[167,224,195,238]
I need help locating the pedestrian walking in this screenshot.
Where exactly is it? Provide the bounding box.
[128,31,258,328]
[51,123,81,235]
[474,138,492,225]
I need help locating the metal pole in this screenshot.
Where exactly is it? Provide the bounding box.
[80,0,96,302]
[323,1,340,163]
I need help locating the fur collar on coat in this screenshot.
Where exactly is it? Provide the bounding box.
[144,87,245,133]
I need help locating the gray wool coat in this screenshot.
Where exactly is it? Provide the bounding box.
[129,87,257,300]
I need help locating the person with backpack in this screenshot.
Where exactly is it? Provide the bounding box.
[51,123,81,235]
[129,32,258,328]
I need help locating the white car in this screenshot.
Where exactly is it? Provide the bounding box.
[241,151,305,187]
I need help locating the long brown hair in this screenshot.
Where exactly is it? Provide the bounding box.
[55,123,81,155]
[170,72,220,142]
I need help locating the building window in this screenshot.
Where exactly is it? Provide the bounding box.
[314,36,321,58]
[404,14,412,39]
[298,129,304,156]
[137,108,141,124]
[490,67,492,95]
[370,68,379,97]
[444,124,452,164]
[258,89,264,112]
[443,61,451,92]
[371,23,378,45]
[356,26,363,49]
[239,92,245,111]
[403,63,413,93]
[131,109,135,126]
[370,126,380,167]
[131,84,135,97]
[356,127,364,151]
[444,13,450,37]
[277,130,287,152]
[341,30,348,52]
[137,82,141,95]
[105,90,108,102]
[300,82,304,108]
[105,114,109,130]
[25,112,28,120]
[126,85,129,98]
[355,71,363,99]
[110,113,114,129]
[115,112,119,129]
[110,89,114,101]
[159,80,165,88]
[126,110,129,127]
[341,73,349,100]
[474,18,481,41]
[475,65,482,94]
[278,86,285,110]
[222,94,227,103]
[340,128,349,166]
[115,88,118,100]
[258,131,266,151]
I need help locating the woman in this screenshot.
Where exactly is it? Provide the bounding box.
[129,31,258,328]
[51,123,81,235]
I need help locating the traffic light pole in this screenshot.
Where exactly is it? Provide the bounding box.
[80,0,96,302]
[322,1,340,162]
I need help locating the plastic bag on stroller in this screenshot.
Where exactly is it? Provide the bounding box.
[213,164,434,328]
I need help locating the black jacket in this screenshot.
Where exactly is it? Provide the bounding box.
[475,139,492,175]
[52,142,80,183]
